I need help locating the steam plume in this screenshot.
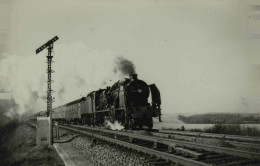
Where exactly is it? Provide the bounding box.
[104,120,124,130]
[0,54,46,119]
[114,57,136,76]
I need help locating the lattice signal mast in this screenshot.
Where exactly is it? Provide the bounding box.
[36,36,59,117]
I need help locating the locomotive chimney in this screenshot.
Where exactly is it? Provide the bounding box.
[129,74,138,80]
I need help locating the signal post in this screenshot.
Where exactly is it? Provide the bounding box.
[36,36,59,146]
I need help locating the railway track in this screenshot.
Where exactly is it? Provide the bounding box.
[158,130,260,143]
[58,124,260,166]
[152,131,260,153]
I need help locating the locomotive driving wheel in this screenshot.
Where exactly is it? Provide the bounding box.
[138,124,143,130]
[127,118,136,130]
[81,117,86,124]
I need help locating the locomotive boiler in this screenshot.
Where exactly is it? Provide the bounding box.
[52,74,161,130]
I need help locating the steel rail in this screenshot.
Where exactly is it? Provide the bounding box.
[159,130,260,143]
[152,132,260,151]
[68,125,260,161]
[59,125,210,166]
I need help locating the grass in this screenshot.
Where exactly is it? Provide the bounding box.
[0,121,63,166]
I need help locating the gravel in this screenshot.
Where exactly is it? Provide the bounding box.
[70,136,150,166]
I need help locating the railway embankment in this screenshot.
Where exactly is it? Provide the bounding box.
[59,124,260,165]
[56,128,150,166]
[10,121,153,166]
[0,121,64,166]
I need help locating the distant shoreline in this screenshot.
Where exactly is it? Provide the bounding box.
[177,113,260,124]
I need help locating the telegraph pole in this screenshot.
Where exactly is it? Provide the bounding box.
[36,36,59,145]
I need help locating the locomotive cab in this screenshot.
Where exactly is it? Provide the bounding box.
[149,84,162,122]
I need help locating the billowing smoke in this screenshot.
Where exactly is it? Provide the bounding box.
[114,57,136,76]
[0,53,46,119]
[0,93,16,118]
[104,120,124,130]
[0,42,137,119]
[57,86,65,100]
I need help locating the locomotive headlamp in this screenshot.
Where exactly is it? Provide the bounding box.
[137,89,143,93]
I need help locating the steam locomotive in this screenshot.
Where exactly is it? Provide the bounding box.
[52,74,161,129]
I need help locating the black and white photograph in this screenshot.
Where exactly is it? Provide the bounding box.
[0,0,260,166]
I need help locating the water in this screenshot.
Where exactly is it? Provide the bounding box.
[153,114,260,130]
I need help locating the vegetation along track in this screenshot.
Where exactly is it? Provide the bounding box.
[59,124,260,166]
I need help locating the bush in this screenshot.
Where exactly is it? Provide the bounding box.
[204,124,260,136]
[189,128,203,132]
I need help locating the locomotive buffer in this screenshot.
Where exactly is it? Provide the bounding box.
[36,36,59,145]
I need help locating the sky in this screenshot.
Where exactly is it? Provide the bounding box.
[0,0,260,117]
